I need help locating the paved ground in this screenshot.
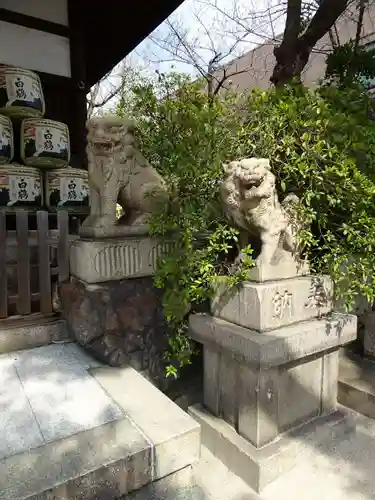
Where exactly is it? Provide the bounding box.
[262,412,375,500]
[2,342,375,500]
[0,343,200,500]
[193,413,375,500]
[0,343,123,461]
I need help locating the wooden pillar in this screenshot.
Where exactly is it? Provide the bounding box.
[68,1,87,169]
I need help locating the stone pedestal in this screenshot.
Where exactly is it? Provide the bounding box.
[188,274,357,492]
[364,310,375,358]
[69,235,173,284]
[62,235,171,387]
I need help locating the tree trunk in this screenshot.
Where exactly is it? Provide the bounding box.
[271,0,349,86]
[271,42,311,86]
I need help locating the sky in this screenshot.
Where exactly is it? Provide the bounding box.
[94,0,286,112]
[135,0,285,73]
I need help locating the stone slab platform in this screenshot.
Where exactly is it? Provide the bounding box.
[338,350,375,419]
[0,315,71,354]
[189,403,355,493]
[0,343,200,500]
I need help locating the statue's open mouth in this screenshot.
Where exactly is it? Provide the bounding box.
[93,141,113,154]
[244,176,263,188]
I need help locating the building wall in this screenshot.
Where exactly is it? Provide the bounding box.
[216,5,375,93]
[0,0,70,77]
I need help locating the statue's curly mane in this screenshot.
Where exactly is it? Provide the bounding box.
[220,158,303,267]
[86,116,138,163]
[82,116,168,232]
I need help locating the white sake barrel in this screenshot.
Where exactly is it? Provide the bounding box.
[21,118,70,168]
[0,67,45,118]
[45,167,89,211]
[0,164,42,208]
[0,114,14,164]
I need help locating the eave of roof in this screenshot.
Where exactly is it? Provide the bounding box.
[84,0,184,88]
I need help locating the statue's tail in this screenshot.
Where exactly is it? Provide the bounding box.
[282,192,299,208]
[281,193,304,255]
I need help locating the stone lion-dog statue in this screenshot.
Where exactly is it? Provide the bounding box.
[221,158,305,268]
[82,116,168,232]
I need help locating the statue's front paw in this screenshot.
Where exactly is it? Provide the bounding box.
[91,216,117,228]
[127,213,150,226]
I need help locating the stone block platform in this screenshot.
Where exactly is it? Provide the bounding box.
[0,343,200,500]
[0,315,71,354]
[338,349,375,420]
[189,403,354,493]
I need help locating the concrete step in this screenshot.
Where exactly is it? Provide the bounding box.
[192,445,258,500]
[0,344,200,500]
[119,462,206,499]
[338,350,375,419]
[0,314,71,354]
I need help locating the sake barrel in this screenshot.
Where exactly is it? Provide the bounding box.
[0,114,14,164]
[21,118,70,168]
[45,168,89,210]
[0,164,42,208]
[0,67,45,118]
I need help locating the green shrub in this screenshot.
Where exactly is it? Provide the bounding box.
[232,84,375,307]
[116,73,375,377]
[325,41,375,87]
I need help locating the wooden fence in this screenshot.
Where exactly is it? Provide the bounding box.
[0,210,72,319]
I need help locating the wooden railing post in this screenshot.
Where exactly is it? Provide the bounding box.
[57,211,69,283]
[16,210,31,315]
[0,212,7,318]
[37,211,52,314]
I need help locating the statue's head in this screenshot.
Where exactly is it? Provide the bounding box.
[86,116,136,157]
[222,158,271,187]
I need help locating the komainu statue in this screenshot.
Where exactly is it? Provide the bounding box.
[221,158,307,274]
[81,116,168,236]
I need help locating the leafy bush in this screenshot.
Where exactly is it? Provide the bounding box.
[230,83,375,307]
[116,73,375,377]
[325,42,375,87]
[116,73,254,377]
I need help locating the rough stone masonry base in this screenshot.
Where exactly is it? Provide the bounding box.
[61,276,168,386]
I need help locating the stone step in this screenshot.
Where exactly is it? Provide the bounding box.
[120,464,206,499]
[148,486,204,500]
[0,344,200,500]
[0,314,71,354]
[338,350,375,419]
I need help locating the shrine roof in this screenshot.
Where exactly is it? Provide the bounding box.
[84,0,184,88]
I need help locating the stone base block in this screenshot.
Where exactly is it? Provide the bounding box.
[338,350,375,419]
[190,313,357,448]
[60,276,168,386]
[211,275,333,332]
[364,310,375,357]
[189,403,355,493]
[247,259,310,282]
[79,223,150,239]
[190,313,357,369]
[70,236,173,283]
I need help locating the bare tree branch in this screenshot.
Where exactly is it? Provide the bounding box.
[140,0,373,91]
[355,0,366,47]
[86,58,150,118]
